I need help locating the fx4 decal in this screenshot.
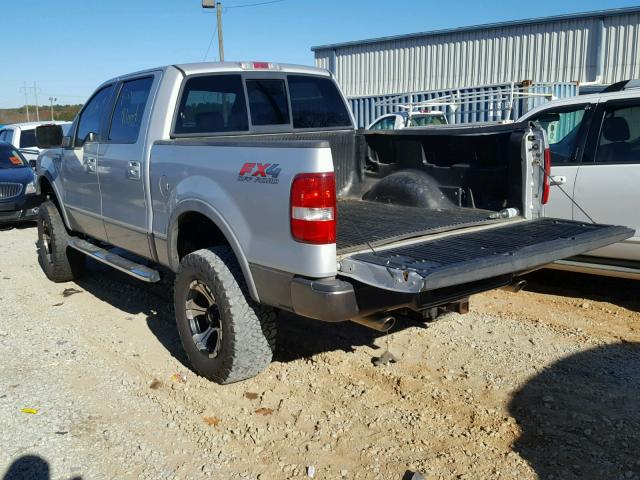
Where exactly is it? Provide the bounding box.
[237,162,282,184]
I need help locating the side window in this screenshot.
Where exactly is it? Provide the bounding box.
[108,77,153,143]
[371,116,396,130]
[0,130,8,143]
[288,75,352,129]
[530,106,586,164]
[19,129,37,149]
[246,79,289,126]
[595,105,640,164]
[75,85,115,147]
[174,75,248,135]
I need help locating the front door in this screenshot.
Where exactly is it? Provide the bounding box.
[61,84,115,241]
[527,103,592,220]
[98,75,156,258]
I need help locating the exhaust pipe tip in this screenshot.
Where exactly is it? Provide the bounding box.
[351,314,396,332]
[502,279,527,293]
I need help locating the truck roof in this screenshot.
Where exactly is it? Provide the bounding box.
[103,61,331,86]
[174,61,331,77]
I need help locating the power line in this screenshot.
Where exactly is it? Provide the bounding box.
[203,23,219,61]
[225,0,284,9]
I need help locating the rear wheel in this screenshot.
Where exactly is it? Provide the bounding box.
[174,247,276,384]
[37,200,85,282]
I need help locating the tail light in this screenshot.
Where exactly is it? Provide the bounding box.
[290,172,336,244]
[542,147,551,205]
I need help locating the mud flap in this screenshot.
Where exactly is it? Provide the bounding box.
[338,218,634,293]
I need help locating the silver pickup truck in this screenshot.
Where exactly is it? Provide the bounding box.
[34,62,632,384]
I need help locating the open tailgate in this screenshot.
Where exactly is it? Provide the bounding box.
[338,218,634,293]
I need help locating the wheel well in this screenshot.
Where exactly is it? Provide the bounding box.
[39,177,61,211]
[176,212,229,260]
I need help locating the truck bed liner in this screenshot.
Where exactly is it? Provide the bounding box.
[336,200,501,254]
[346,218,633,291]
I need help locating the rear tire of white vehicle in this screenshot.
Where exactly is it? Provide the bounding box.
[174,247,277,384]
[37,200,85,283]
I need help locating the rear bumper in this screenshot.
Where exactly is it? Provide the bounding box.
[250,264,361,321]
[250,264,514,322]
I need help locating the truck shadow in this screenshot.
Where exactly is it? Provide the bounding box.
[523,269,640,313]
[72,260,421,368]
[509,342,640,479]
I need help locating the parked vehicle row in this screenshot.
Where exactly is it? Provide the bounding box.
[32,61,630,384]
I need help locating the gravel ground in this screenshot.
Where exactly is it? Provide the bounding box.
[1,225,639,480]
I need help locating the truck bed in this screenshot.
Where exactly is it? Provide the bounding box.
[336,199,503,254]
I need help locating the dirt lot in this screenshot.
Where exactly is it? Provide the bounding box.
[1,225,639,480]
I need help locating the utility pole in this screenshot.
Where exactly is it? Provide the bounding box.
[216,2,224,62]
[33,81,40,121]
[49,97,57,121]
[202,0,224,61]
[20,82,30,122]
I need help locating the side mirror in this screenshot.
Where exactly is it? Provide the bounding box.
[85,132,98,144]
[28,159,37,169]
[35,124,64,148]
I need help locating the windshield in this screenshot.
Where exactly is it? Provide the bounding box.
[408,114,446,127]
[0,144,28,169]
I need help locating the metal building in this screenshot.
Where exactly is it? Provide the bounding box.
[312,7,640,99]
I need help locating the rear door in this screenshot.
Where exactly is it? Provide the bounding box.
[61,84,116,240]
[526,103,593,220]
[98,75,157,258]
[572,97,640,261]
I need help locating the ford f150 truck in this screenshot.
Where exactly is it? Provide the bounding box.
[34,62,632,384]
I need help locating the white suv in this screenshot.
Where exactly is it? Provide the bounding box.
[519,80,640,279]
[0,121,71,165]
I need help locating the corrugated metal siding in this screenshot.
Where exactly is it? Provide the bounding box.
[348,82,579,128]
[316,12,640,97]
[603,13,640,82]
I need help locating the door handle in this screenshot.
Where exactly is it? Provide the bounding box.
[127,161,141,180]
[85,157,96,173]
[550,175,567,186]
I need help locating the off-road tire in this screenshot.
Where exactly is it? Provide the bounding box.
[37,200,85,282]
[174,247,277,384]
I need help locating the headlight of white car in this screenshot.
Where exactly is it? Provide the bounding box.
[25,181,37,195]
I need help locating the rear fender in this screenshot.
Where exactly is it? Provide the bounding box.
[166,199,259,302]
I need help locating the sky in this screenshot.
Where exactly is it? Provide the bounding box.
[2,0,639,108]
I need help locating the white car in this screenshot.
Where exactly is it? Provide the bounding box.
[519,79,640,279]
[0,121,71,165]
[368,110,447,130]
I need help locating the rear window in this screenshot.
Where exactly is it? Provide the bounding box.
[19,129,36,148]
[174,74,248,135]
[246,79,290,126]
[287,75,352,129]
[0,145,28,168]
